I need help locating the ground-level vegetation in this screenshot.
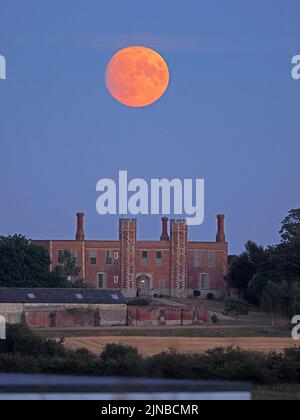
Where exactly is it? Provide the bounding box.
[1,325,300,393]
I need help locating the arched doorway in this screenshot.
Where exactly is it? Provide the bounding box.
[136,275,151,297]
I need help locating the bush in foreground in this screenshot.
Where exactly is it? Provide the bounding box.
[1,325,300,385]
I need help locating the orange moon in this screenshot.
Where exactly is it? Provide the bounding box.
[105,46,170,107]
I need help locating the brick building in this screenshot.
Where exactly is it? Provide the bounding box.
[35,214,228,299]
[0,288,127,328]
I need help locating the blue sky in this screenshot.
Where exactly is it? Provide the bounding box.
[0,0,299,254]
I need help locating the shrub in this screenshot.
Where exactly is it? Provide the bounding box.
[128,298,150,306]
[224,299,249,317]
[0,324,66,358]
[193,290,201,298]
[0,353,40,374]
[100,343,144,377]
[2,325,300,385]
[145,349,195,379]
[211,314,219,324]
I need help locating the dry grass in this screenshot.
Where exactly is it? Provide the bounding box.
[64,336,297,357]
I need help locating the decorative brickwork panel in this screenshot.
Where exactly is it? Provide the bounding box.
[170,220,188,293]
[119,219,137,293]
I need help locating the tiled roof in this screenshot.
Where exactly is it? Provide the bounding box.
[0,288,126,304]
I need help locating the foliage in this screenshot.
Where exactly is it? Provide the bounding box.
[70,278,94,289]
[211,314,219,324]
[58,250,81,282]
[228,241,266,293]
[100,343,143,376]
[0,235,67,288]
[224,299,249,317]
[279,209,300,243]
[128,298,150,306]
[0,324,66,357]
[1,327,300,385]
[228,209,300,318]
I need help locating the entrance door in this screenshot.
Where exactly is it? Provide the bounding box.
[136,275,151,297]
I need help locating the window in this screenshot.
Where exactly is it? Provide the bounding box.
[200,273,209,290]
[97,273,106,289]
[105,251,113,265]
[194,252,202,268]
[159,280,165,291]
[59,250,77,264]
[71,250,77,265]
[208,251,216,268]
[141,251,148,266]
[90,250,97,265]
[156,251,163,266]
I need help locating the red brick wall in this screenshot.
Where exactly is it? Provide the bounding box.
[128,306,210,326]
[33,218,228,297]
[25,306,126,328]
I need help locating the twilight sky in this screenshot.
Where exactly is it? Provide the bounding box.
[0,0,299,254]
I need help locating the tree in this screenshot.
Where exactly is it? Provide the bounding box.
[289,281,300,317]
[261,281,290,326]
[0,235,67,288]
[264,241,300,285]
[59,250,81,283]
[228,241,266,295]
[247,273,268,305]
[71,278,94,289]
[224,299,249,318]
[279,209,300,243]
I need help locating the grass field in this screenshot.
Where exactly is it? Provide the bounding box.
[36,325,290,339]
[253,384,300,400]
[64,336,297,356]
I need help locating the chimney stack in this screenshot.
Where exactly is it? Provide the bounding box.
[216,214,226,243]
[76,212,85,241]
[160,217,169,241]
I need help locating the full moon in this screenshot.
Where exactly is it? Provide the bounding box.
[105,46,170,108]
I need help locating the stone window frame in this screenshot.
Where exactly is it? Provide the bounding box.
[141,250,148,266]
[200,273,209,290]
[90,249,97,265]
[156,251,163,266]
[97,272,106,289]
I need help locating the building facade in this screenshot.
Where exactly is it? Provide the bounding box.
[34,214,228,299]
[0,288,127,328]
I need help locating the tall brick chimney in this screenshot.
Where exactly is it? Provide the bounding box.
[216,214,226,243]
[160,217,169,241]
[76,212,85,241]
